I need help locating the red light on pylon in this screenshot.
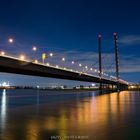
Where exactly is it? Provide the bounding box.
[113,32,117,36]
[98,34,102,38]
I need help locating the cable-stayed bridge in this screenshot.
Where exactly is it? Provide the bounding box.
[0,33,129,91]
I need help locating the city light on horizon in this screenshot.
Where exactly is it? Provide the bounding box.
[0,81,10,87]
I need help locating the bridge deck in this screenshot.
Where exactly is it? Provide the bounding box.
[0,55,127,85]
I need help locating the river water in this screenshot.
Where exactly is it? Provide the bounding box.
[0,89,140,140]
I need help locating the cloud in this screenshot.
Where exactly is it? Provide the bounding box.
[119,56,140,73]
[119,35,140,45]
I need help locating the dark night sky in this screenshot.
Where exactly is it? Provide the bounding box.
[0,0,140,86]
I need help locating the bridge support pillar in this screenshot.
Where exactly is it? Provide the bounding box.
[98,34,102,92]
[114,33,120,92]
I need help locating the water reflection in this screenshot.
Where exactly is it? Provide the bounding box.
[0,89,7,132]
[36,89,40,115]
[1,90,140,140]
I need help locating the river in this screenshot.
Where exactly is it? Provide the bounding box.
[0,89,140,140]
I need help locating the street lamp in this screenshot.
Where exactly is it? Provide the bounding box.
[34,60,38,63]
[72,61,75,64]
[46,63,50,66]
[49,53,53,57]
[32,46,37,51]
[19,55,25,61]
[85,66,88,69]
[8,38,13,43]
[0,51,5,56]
[62,57,65,61]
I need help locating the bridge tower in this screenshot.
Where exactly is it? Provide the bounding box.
[98,34,102,91]
[113,33,120,91]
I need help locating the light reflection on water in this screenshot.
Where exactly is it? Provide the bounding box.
[0,89,7,132]
[0,90,140,140]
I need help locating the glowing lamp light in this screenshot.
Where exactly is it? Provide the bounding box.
[56,65,59,68]
[42,53,46,59]
[85,66,88,69]
[62,57,65,61]
[34,60,38,63]
[8,38,13,43]
[1,51,5,56]
[49,53,53,57]
[46,63,50,66]
[90,68,93,71]
[79,64,82,67]
[32,46,37,51]
[72,61,75,64]
[19,55,25,61]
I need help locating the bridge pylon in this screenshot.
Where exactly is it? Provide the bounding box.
[113,33,120,91]
[98,34,102,91]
